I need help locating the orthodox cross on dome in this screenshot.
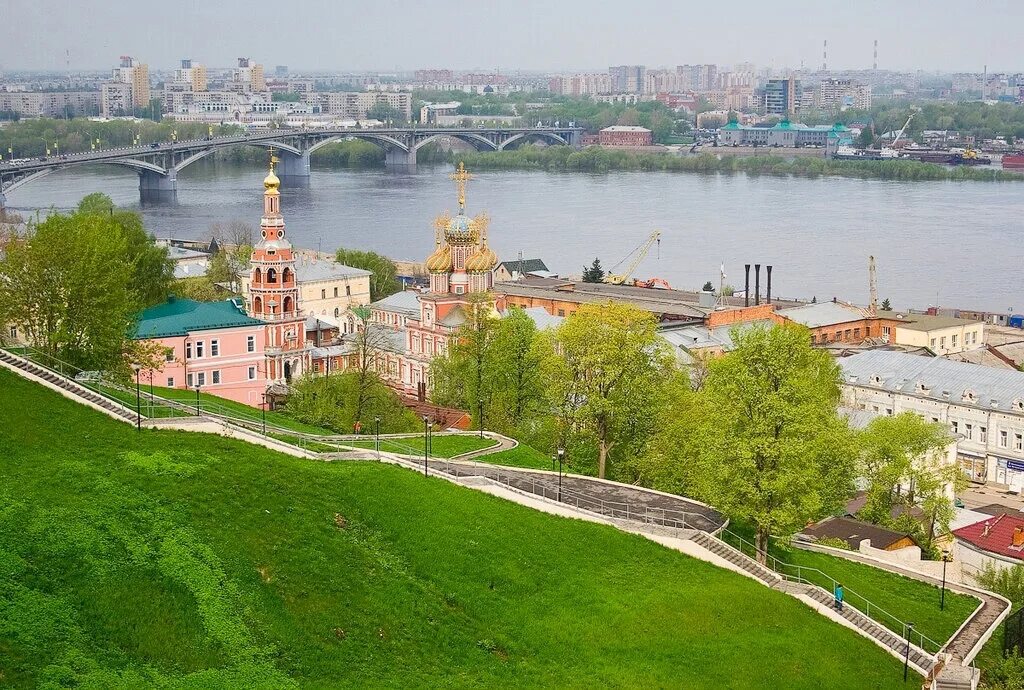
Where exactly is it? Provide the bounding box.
[450,161,472,211]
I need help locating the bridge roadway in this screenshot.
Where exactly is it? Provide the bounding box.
[0,125,583,206]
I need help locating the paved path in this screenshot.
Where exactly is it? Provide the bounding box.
[427,458,725,533]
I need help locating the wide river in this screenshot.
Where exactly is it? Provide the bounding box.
[6,161,1023,312]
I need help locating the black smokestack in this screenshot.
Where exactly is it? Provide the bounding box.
[744,264,750,307]
[766,265,773,304]
[754,264,761,306]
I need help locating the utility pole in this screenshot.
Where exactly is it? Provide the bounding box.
[868,255,878,316]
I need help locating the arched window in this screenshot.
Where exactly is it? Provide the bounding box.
[283,296,294,314]
[282,267,293,284]
[253,296,263,314]
[253,267,262,285]
[267,268,277,284]
[334,307,340,318]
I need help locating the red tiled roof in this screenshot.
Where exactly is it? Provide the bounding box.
[953,513,1024,560]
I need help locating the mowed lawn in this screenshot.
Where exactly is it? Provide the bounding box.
[0,369,914,688]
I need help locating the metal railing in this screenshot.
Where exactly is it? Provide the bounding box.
[716,527,942,654]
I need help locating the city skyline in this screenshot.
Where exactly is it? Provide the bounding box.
[3,0,1024,74]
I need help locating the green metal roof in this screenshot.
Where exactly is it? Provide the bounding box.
[134,297,263,339]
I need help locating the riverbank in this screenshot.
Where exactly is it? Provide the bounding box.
[449,146,1024,182]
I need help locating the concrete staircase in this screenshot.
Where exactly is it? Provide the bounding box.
[689,530,938,676]
[0,350,136,424]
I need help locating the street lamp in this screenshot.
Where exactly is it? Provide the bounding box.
[194,384,201,415]
[423,415,430,477]
[375,416,381,459]
[261,392,267,436]
[39,137,50,156]
[940,550,951,610]
[557,447,565,502]
[131,364,142,430]
[903,622,915,682]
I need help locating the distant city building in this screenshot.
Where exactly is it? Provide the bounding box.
[419,101,460,124]
[100,81,133,117]
[548,73,612,97]
[817,79,872,112]
[598,126,653,147]
[230,57,266,93]
[718,119,853,150]
[310,91,411,121]
[275,65,289,77]
[415,69,454,82]
[609,65,647,94]
[0,90,99,118]
[763,78,801,115]
[163,59,208,114]
[174,59,207,92]
[111,55,150,108]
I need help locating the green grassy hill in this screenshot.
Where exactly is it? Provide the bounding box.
[0,368,914,688]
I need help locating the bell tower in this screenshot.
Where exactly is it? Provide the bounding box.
[248,152,306,383]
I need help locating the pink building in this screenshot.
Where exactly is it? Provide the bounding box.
[134,297,268,406]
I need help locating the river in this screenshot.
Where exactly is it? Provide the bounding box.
[5,160,1022,313]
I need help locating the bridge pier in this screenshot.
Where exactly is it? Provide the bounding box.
[385,147,417,169]
[138,169,177,203]
[276,150,311,180]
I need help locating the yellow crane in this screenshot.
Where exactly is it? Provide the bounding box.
[603,230,661,285]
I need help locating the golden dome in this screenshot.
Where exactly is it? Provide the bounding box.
[264,168,280,192]
[465,242,498,273]
[425,242,453,273]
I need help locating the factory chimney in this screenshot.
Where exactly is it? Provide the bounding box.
[744,264,751,307]
[754,264,761,306]
[766,265,773,304]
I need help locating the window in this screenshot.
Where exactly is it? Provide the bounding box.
[195,341,205,358]
[951,421,959,435]
[167,377,174,387]
[334,287,339,297]
[930,338,936,348]
[1001,430,1009,448]
[931,417,939,423]
[334,307,340,318]
[186,342,193,359]
[247,335,255,353]
[885,408,893,416]
[196,372,206,387]
[973,331,978,344]
[346,285,351,296]
[8,326,16,339]
[557,309,566,317]
[1017,433,1023,452]
[212,370,221,384]
[965,423,973,440]
[186,373,194,387]
[940,336,946,349]
[211,340,219,357]
[853,328,861,339]
[835,331,842,341]
[313,361,320,372]
[321,289,326,299]
[844,329,852,340]
[872,405,880,412]
[952,334,958,347]
[165,349,174,362]
[248,366,256,380]
[980,426,988,443]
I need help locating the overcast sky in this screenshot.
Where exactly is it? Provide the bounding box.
[2,0,1021,73]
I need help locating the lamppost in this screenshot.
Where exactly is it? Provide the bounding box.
[375,415,381,459]
[478,398,484,439]
[194,384,201,415]
[261,392,267,436]
[423,415,430,477]
[557,447,565,502]
[132,363,142,430]
[940,550,951,610]
[903,622,915,682]
[39,137,50,156]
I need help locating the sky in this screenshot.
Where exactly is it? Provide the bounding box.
[2,0,1022,74]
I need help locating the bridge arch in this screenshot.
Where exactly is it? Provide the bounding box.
[1,158,168,199]
[412,132,500,153]
[172,140,303,174]
[497,131,570,150]
[305,133,410,156]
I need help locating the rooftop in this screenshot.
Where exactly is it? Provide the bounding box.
[839,350,1024,413]
[370,290,421,316]
[778,301,870,329]
[878,310,978,332]
[800,516,914,551]
[519,306,564,330]
[295,259,372,283]
[601,125,651,132]
[135,298,263,339]
[954,513,1024,561]
[496,258,549,274]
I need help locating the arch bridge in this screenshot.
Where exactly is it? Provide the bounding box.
[0,126,583,206]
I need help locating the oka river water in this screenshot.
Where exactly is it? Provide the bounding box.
[6,160,1023,313]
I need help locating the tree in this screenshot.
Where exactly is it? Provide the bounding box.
[547,302,673,479]
[347,305,405,423]
[285,372,417,434]
[858,413,962,553]
[880,298,892,311]
[582,258,605,283]
[683,323,856,562]
[172,276,222,302]
[429,294,499,426]
[0,211,138,370]
[335,248,402,301]
[857,127,876,148]
[975,563,1024,607]
[77,193,173,307]
[487,307,547,430]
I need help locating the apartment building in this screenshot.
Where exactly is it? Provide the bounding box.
[111,56,150,108]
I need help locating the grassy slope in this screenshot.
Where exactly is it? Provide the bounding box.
[146,384,333,435]
[472,444,554,470]
[343,434,498,458]
[0,369,913,688]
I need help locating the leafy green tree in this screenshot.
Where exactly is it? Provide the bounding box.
[858,413,963,552]
[429,294,499,427]
[582,258,605,283]
[856,127,875,148]
[487,307,548,430]
[976,563,1024,608]
[0,211,138,370]
[77,193,173,307]
[173,276,222,302]
[880,298,892,311]
[683,323,857,562]
[285,372,417,434]
[546,302,673,479]
[335,248,402,301]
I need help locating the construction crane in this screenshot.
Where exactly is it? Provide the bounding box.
[880,112,914,158]
[603,230,661,285]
